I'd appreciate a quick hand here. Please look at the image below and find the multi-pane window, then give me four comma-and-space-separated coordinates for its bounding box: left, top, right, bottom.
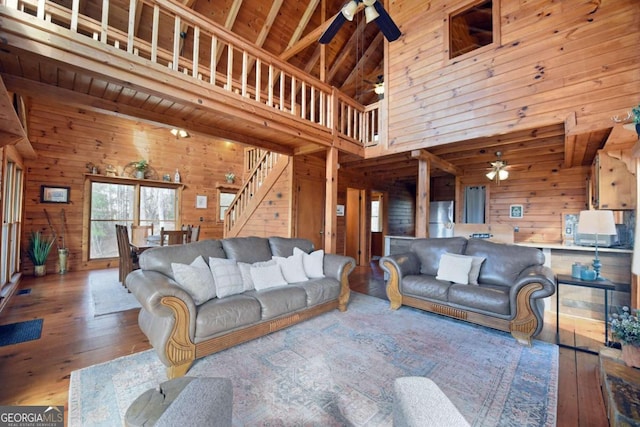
219, 191, 236, 221
449, 0, 494, 59
89, 181, 178, 259
371, 200, 382, 233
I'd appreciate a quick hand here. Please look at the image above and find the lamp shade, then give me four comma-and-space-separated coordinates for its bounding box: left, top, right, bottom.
577, 210, 617, 235
341, 0, 358, 21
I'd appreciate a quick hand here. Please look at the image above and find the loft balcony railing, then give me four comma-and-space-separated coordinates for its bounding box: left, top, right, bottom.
1, 0, 381, 148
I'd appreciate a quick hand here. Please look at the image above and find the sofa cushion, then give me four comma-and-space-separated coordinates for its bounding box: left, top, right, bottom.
273, 253, 308, 283
291, 278, 341, 306
251, 262, 287, 290
294, 247, 325, 279
464, 239, 544, 287
171, 256, 216, 305
194, 295, 262, 340
221, 237, 272, 263
435, 253, 473, 284
411, 237, 468, 276
208, 258, 244, 298
268, 237, 314, 257
447, 283, 510, 316
436, 253, 485, 285
248, 286, 308, 320
401, 275, 451, 302
140, 240, 226, 279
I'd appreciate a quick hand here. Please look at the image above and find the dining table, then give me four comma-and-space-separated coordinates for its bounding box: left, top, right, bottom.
130, 234, 163, 253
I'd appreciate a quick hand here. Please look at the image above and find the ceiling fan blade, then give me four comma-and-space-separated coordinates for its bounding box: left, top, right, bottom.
319, 13, 347, 44
372, 1, 401, 42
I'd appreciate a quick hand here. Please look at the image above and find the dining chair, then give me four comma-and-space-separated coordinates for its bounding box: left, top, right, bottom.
182, 224, 200, 243
130, 224, 154, 247
160, 227, 189, 246
115, 224, 139, 284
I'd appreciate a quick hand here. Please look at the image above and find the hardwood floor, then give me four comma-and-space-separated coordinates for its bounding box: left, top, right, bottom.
0, 266, 608, 426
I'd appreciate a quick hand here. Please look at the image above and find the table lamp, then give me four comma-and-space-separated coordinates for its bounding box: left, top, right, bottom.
577, 210, 617, 280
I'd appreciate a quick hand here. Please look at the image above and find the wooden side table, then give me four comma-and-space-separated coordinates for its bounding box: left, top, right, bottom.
599, 347, 640, 426
556, 274, 616, 354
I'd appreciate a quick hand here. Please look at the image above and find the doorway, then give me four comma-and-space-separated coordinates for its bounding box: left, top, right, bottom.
346, 188, 367, 266
296, 177, 325, 250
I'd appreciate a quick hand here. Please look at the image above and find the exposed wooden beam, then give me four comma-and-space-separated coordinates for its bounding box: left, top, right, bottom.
339, 33, 383, 95
0, 75, 28, 149
411, 149, 461, 176
324, 147, 339, 252
285, 0, 320, 51
280, 9, 349, 61
327, 17, 369, 83
564, 112, 577, 168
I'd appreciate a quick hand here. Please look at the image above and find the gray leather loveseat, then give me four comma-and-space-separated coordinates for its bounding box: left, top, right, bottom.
127, 236, 355, 378
379, 237, 556, 345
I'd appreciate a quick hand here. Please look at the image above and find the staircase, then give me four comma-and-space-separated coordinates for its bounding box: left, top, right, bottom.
224, 149, 289, 237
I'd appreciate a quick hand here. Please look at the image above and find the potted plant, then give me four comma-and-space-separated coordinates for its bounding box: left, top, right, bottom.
225, 171, 235, 184
610, 306, 640, 368
633, 104, 640, 138
134, 159, 148, 179
27, 231, 55, 277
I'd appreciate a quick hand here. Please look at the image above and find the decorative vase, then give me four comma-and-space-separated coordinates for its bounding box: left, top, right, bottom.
621, 344, 640, 368
58, 248, 68, 274
34, 265, 46, 277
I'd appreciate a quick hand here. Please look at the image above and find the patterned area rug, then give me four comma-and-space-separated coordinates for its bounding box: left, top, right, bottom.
89, 270, 141, 316
69, 293, 558, 426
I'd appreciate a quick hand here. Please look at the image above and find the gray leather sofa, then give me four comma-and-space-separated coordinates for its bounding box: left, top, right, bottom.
379, 237, 556, 345
127, 236, 355, 378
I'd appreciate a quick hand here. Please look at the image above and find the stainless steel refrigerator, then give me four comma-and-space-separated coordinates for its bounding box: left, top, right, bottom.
429, 201, 454, 238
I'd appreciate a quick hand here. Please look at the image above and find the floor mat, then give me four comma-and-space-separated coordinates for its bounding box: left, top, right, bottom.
0, 318, 43, 346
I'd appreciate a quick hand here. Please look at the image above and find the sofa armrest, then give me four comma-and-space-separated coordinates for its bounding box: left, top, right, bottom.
509, 265, 557, 338
324, 254, 356, 311
512, 265, 557, 300
323, 253, 356, 281
126, 270, 198, 341
379, 253, 421, 310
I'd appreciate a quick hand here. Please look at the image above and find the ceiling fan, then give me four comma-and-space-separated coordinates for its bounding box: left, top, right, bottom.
486, 151, 509, 183
356, 74, 385, 99
319, 0, 402, 44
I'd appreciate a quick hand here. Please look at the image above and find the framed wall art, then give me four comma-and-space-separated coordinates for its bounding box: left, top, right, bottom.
509, 204, 523, 219
40, 185, 70, 203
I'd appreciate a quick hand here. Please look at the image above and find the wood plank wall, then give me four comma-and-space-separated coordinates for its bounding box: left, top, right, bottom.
459, 165, 590, 243
233, 163, 293, 238
387, 0, 640, 150
22, 101, 245, 273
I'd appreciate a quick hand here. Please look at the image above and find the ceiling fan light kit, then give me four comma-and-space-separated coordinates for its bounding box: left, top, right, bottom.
486, 151, 509, 183
319, 0, 401, 44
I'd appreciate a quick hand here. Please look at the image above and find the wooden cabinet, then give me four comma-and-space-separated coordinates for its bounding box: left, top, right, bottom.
591, 150, 637, 210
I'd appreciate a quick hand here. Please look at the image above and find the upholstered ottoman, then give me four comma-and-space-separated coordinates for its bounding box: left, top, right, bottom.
393, 377, 469, 427
125, 377, 233, 427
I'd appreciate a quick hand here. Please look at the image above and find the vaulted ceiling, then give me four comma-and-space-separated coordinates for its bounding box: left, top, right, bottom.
178, 0, 386, 105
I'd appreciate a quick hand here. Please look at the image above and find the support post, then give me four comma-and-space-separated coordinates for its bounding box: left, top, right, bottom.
324, 147, 338, 252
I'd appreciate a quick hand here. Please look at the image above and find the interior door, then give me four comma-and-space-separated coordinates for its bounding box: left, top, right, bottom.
296, 177, 324, 250
346, 188, 366, 265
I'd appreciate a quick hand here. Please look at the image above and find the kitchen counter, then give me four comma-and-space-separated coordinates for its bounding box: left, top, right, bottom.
518, 242, 633, 254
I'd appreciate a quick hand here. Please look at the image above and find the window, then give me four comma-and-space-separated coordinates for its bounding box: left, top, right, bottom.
218, 190, 236, 221
1, 159, 23, 288
371, 200, 381, 232
449, 0, 494, 59
88, 179, 180, 259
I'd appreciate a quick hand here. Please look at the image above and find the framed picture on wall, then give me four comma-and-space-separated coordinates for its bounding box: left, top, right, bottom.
40, 185, 70, 203
509, 204, 523, 219
562, 211, 579, 244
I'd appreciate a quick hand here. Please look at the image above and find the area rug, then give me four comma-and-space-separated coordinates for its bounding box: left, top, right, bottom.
89, 271, 141, 316
69, 293, 558, 426
0, 318, 43, 346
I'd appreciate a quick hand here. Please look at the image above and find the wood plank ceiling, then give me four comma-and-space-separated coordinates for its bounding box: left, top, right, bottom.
0, 0, 616, 179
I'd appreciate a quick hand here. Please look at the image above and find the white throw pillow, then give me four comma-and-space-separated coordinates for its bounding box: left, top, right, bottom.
293, 247, 325, 279
209, 257, 244, 298
171, 256, 216, 305
435, 252, 473, 285
251, 263, 288, 291
440, 253, 486, 285
272, 253, 308, 283
238, 260, 276, 291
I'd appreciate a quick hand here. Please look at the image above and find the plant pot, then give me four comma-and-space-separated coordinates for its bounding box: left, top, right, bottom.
58, 248, 68, 274
135, 170, 145, 179
621, 344, 640, 369
34, 265, 46, 277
